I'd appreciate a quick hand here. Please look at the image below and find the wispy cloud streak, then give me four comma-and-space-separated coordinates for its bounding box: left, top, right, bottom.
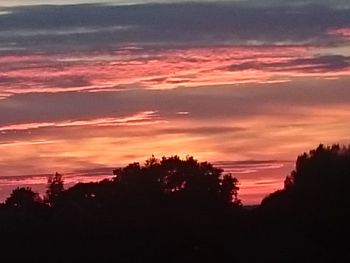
3, 46, 350, 99
0, 111, 162, 132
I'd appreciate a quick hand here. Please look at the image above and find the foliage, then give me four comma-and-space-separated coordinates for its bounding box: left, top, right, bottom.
262, 144, 350, 208
5, 187, 40, 209
0, 150, 349, 261
45, 172, 64, 206
260, 144, 350, 260
113, 155, 241, 206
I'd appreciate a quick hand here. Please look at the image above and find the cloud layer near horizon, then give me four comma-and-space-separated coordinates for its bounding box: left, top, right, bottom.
1, 0, 350, 204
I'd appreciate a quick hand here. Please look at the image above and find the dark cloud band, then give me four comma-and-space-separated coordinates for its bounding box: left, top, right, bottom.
1, 2, 350, 52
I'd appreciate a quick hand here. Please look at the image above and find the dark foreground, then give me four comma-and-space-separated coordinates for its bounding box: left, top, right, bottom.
0, 145, 349, 262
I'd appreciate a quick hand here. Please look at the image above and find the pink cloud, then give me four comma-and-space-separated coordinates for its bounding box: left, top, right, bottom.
4, 45, 342, 98
328, 27, 350, 39
0, 111, 164, 132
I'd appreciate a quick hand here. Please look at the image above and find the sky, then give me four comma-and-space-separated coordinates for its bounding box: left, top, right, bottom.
1, 0, 350, 204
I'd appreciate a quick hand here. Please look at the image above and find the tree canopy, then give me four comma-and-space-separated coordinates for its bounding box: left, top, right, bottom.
262, 144, 350, 209
5, 187, 40, 209
113, 155, 241, 206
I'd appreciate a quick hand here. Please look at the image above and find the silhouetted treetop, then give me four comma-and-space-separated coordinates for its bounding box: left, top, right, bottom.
45, 172, 64, 207
284, 144, 350, 190
262, 144, 350, 209
113, 155, 241, 205
259, 144, 350, 261
5, 187, 40, 209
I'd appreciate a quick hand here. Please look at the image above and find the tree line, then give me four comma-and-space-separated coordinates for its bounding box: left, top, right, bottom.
0, 145, 349, 262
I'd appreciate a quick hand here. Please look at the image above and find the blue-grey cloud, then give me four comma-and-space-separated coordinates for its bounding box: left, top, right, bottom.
1, 2, 350, 52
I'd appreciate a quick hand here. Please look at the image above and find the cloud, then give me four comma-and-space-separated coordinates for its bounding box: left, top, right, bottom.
159, 126, 245, 136
328, 27, 350, 40
2, 78, 350, 126
0, 0, 221, 8
214, 160, 292, 174
0, 111, 162, 132
1, 80, 350, 176
2, 46, 350, 100
229, 55, 350, 73
1, 2, 350, 52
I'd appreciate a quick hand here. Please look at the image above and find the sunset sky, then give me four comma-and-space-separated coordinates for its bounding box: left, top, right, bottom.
1, 0, 350, 204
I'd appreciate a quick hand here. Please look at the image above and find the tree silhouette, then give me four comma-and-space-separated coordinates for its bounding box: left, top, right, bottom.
0, 150, 348, 262
260, 144, 350, 260
5, 187, 40, 209
262, 144, 350, 209
113, 155, 241, 206
45, 172, 64, 207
